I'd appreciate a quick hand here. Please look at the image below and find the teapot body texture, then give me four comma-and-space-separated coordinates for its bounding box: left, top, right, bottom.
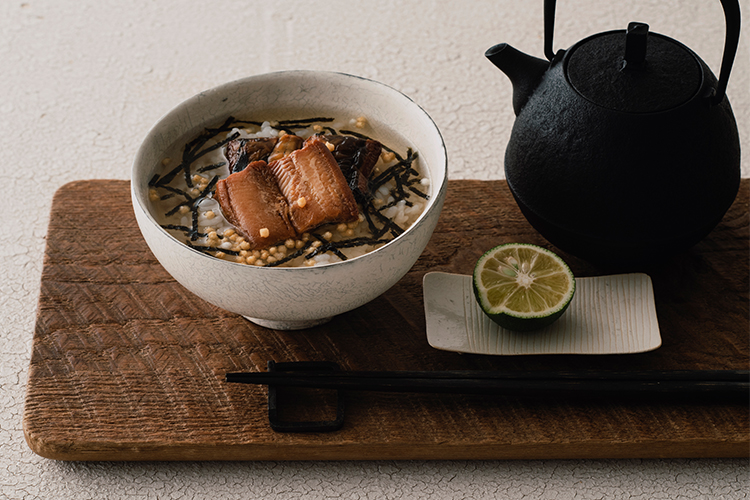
504, 45, 740, 265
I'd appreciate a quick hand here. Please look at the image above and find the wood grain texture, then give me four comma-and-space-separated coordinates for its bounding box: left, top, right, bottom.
23, 179, 749, 461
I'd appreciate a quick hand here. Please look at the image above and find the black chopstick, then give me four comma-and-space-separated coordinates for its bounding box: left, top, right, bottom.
225, 369, 749, 397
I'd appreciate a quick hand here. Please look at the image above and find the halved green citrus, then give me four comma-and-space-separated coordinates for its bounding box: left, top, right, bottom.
472, 243, 575, 332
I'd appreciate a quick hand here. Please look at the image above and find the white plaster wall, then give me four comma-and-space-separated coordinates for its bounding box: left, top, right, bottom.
1, 1, 748, 498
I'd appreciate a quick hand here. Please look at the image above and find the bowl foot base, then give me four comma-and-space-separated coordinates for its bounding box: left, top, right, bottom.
242, 315, 333, 330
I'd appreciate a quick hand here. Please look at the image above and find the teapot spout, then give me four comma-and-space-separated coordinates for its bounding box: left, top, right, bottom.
486, 43, 549, 116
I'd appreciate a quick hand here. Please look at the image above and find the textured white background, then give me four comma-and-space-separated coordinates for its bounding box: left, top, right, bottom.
1, 1, 748, 498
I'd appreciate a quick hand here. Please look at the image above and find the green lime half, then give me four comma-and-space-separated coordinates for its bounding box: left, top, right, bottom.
472, 243, 576, 332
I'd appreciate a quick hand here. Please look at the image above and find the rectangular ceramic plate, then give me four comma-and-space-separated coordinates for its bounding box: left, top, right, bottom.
423, 272, 661, 355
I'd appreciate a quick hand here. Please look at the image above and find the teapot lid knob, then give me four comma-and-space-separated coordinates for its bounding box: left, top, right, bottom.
623, 22, 649, 69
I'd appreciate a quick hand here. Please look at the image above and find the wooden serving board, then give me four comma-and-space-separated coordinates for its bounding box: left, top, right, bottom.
23, 179, 749, 461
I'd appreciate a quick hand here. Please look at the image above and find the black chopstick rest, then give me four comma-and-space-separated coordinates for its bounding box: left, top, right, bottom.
264, 360, 345, 433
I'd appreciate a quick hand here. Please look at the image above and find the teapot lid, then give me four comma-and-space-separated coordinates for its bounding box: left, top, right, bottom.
565, 23, 703, 113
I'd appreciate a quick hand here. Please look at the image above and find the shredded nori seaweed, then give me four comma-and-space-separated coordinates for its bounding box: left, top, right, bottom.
198, 162, 226, 173
152, 116, 428, 267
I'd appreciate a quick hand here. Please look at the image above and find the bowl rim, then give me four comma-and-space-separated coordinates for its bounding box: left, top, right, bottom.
131, 70, 448, 272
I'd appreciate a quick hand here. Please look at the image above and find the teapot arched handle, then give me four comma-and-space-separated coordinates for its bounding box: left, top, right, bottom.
543, 0, 740, 105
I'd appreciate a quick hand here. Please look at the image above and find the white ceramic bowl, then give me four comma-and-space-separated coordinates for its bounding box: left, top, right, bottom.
131, 71, 448, 330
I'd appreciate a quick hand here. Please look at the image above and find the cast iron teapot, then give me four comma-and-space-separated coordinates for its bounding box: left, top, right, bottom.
486, 0, 741, 267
